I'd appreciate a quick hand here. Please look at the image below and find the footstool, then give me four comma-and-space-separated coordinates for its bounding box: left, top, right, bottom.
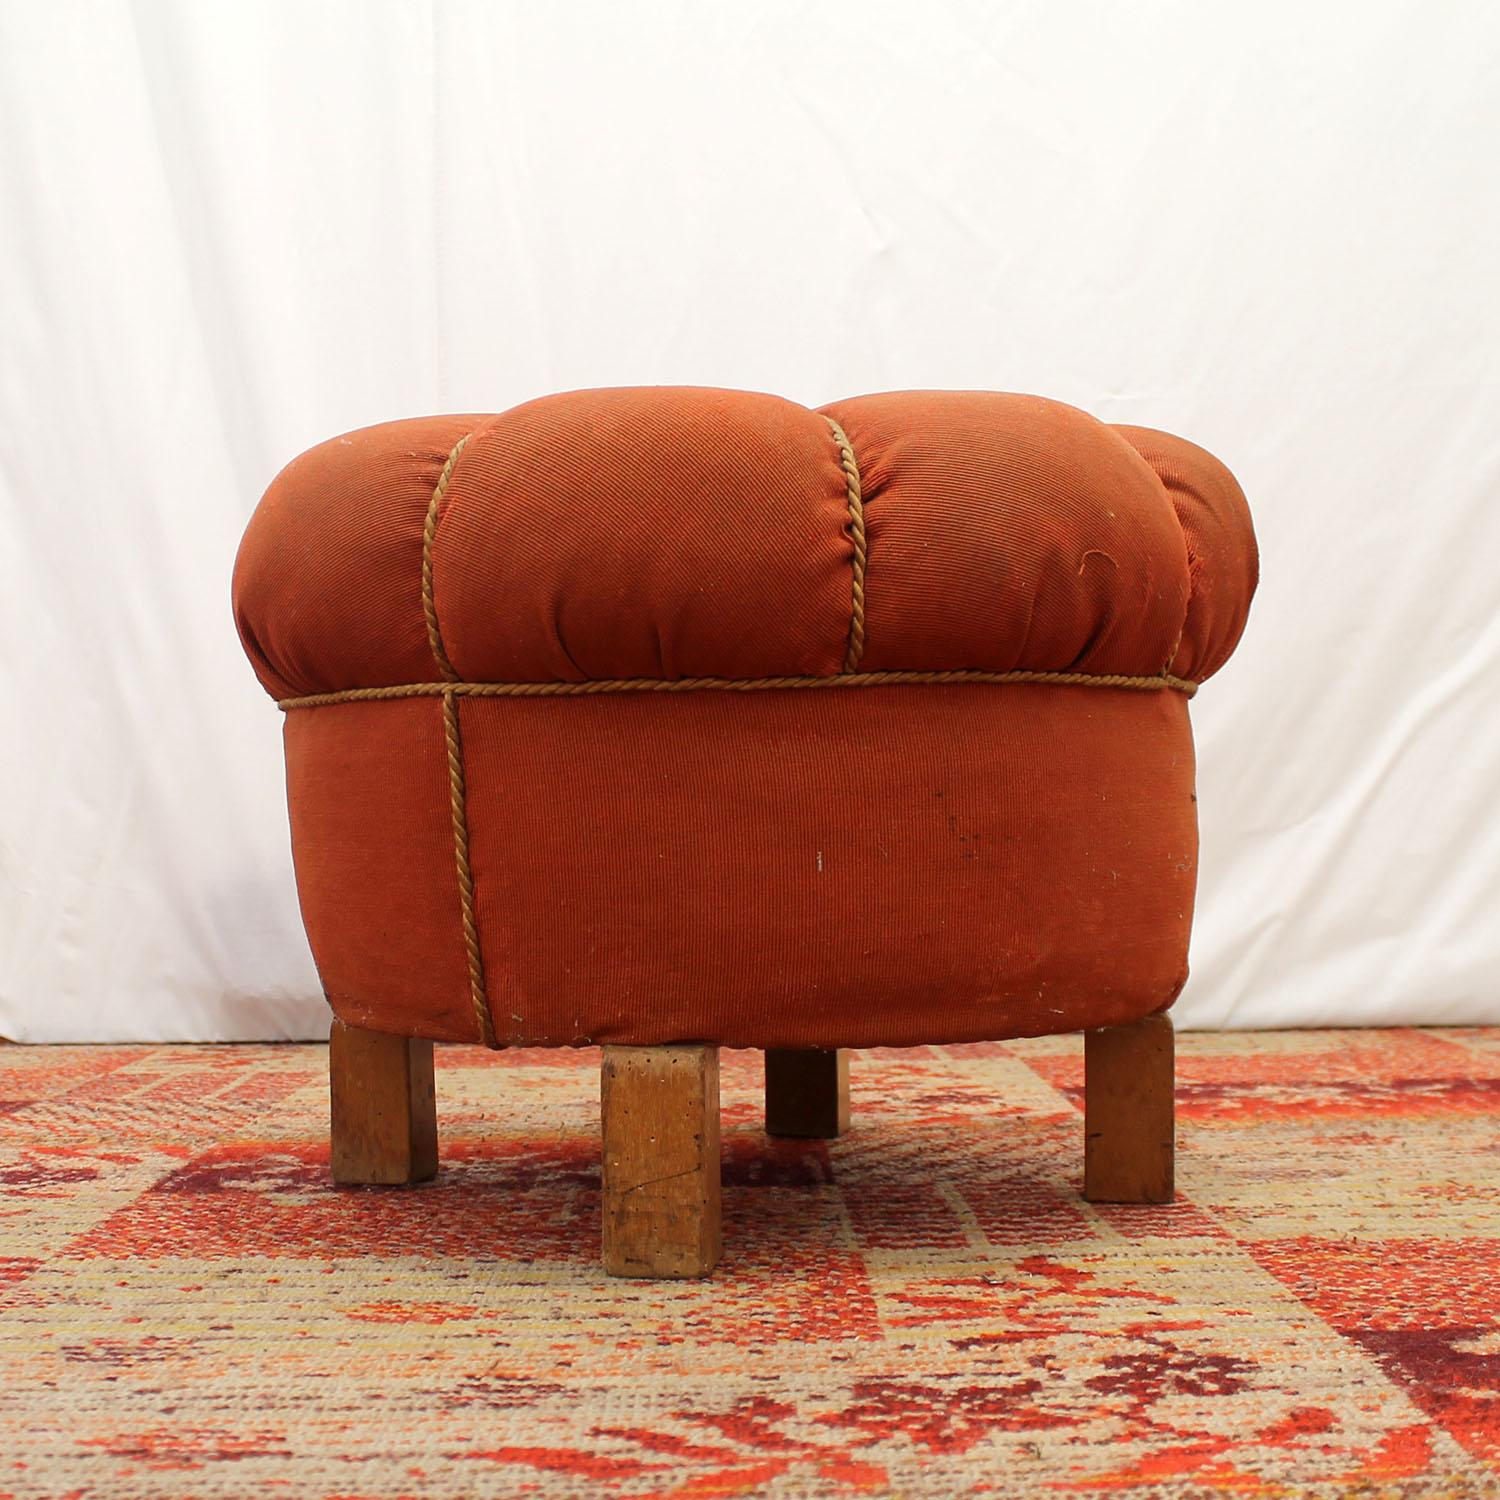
233, 387, 1256, 1277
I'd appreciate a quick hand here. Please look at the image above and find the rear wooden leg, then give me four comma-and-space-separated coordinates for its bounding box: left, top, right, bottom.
765, 1048, 850, 1138
1083, 1012, 1174, 1204
329, 1019, 438, 1186
601, 1045, 721, 1278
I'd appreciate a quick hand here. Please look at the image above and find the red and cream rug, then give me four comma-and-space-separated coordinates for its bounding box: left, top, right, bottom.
2, 1028, 1497, 1497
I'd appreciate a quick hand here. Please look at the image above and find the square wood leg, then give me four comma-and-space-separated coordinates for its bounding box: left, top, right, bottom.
329, 1019, 438, 1186
601, 1044, 721, 1278
1083, 1012, 1174, 1204
765, 1048, 850, 1138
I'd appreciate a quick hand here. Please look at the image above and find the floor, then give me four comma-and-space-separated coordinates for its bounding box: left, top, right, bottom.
2, 1028, 1498, 1498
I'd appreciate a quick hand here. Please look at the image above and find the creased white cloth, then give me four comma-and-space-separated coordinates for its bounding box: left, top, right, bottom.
2, 0, 1497, 1039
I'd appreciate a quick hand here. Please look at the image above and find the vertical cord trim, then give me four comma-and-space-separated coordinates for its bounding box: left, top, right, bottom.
422, 433, 469, 683
825, 417, 866, 672
441, 689, 495, 1048
423, 432, 496, 1047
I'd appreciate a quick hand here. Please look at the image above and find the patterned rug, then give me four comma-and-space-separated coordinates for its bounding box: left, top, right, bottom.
2, 1028, 1498, 1498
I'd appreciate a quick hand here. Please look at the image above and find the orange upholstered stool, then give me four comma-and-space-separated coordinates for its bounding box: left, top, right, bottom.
233, 387, 1256, 1278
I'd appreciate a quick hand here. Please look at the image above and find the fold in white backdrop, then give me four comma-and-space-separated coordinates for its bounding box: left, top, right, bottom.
2, 2, 1497, 1040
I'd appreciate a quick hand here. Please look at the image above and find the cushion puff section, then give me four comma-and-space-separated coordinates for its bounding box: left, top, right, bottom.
1112, 425, 1259, 682
433, 388, 854, 682
819, 392, 1194, 677
234, 414, 483, 701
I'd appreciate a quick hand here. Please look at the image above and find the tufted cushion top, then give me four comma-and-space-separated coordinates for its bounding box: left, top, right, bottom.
233, 388, 1256, 702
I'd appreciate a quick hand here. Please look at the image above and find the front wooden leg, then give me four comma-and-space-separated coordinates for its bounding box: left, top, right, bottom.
1083, 1012, 1174, 1203
329, 1019, 438, 1185
601, 1045, 721, 1278
765, 1048, 850, 1138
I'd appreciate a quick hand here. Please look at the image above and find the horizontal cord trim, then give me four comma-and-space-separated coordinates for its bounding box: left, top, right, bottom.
278, 668, 1197, 711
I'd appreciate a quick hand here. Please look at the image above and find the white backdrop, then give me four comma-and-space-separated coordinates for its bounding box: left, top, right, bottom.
2, 1, 1497, 1041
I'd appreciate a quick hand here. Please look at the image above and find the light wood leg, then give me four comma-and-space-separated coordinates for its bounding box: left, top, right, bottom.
1083, 1012, 1174, 1204
765, 1048, 850, 1138
601, 1044, 721, 1278
329, 1019, 438, 1185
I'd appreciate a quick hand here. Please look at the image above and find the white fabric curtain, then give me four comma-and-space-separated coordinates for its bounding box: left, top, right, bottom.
2, 0, 1497, 1040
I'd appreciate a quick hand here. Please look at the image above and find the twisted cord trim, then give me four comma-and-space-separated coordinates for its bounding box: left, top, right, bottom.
824, 417, 866, 672
422, 433, 496, 1048
279, 667, 1197, 711
421, 433, 470, 683
440, 692, 495, 1048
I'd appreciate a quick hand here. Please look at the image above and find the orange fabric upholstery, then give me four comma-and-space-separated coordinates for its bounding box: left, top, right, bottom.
818, 392, 1190, 676
1111, 424, 1259, 682
282, 697, 479, 1041
233, 387, 1256, 1048
434, 390, 853, 683
235, 414, 483, 702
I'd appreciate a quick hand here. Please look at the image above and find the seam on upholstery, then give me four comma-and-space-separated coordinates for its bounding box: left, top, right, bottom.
422, 433, 471, 684
824, 417, 866, 672
1162, 537, 1200, 677
279, 668, 1197, 711
1143, 458, 1194, 679
442, 690, 496, 1048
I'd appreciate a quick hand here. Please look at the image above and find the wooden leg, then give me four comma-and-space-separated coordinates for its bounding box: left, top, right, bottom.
601, 1045, 721, 1278
1083, 1012, 1174, 1204
329, 1019, 438, 1186
765, 1048, 850, 1138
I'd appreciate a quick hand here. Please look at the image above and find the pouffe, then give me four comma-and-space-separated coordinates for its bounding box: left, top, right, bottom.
232, 387, 1257, 1278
